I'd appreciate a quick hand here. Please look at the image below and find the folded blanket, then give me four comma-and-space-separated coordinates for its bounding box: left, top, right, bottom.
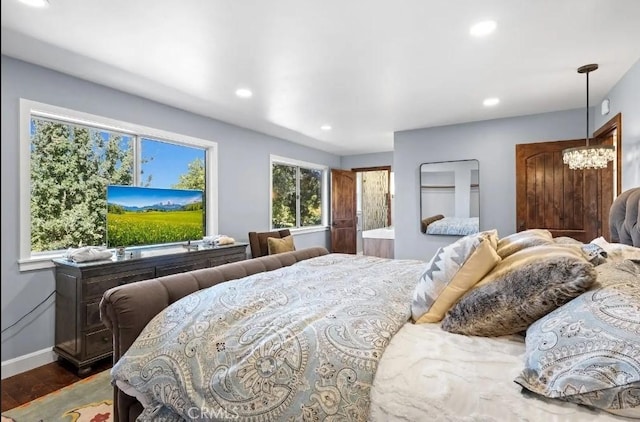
65, 246, 113, 263
203, 235, 235, 246
421, 214, 445, 233
217, 235, 235, 245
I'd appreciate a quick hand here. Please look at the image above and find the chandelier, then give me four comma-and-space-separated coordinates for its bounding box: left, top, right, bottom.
562, 64, 615, 170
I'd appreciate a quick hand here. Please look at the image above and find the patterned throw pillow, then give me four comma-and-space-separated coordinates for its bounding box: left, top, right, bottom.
411, 230, 500, 323
441, 244, 596, 336
515, 259, 640, 418
580, 243, 608, 265
267, 235, 296, 255
496, 228, 554, 259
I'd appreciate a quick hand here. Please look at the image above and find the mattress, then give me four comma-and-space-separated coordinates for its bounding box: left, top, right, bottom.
370, 323, 625, 421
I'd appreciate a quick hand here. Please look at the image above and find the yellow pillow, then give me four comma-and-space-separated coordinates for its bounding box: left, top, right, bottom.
267, 235, 296, 255
496, 229, 553, 259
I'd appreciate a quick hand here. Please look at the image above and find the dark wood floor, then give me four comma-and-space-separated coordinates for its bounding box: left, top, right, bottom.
1, 358, 112, 413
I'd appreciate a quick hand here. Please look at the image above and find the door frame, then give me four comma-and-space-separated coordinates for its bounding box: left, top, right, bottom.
594, 112, 622, 196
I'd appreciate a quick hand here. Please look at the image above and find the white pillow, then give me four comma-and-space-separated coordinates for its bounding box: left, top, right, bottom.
591, 236, 640, 261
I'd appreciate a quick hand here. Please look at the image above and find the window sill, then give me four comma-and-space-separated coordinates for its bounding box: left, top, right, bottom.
289, 226, 329, 235
18, 253, 63, 272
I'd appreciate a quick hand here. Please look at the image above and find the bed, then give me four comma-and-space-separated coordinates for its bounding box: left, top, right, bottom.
100, 190, 640, 421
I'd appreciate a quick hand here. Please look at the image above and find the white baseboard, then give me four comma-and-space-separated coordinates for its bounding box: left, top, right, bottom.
1, 347, 57, 379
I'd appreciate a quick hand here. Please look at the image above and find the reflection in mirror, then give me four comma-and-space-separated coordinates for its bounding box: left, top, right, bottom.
420, 159, 479, 236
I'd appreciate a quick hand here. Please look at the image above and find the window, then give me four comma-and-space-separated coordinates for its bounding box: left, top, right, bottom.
19, 100, 218, 270
270, 155, 328, 230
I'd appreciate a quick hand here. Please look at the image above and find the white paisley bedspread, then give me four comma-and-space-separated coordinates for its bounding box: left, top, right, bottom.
111, 254, 425, 421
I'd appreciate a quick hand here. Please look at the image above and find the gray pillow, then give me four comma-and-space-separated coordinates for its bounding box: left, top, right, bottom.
441, 245, 596, 337
515, 259, 640, 418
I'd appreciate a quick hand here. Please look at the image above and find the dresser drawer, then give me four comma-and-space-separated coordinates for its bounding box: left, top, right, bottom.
83, 267, 156, 299
83, 300, 103, 329
84, 328, 112, 358
209, 252, 245, 267
156, 259, 208, 277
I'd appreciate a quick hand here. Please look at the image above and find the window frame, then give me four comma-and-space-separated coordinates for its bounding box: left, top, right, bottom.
19, 99, 218, 271
269, 154, 329, 232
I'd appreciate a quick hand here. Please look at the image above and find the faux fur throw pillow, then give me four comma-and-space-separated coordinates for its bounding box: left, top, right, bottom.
441, 245, 596, 337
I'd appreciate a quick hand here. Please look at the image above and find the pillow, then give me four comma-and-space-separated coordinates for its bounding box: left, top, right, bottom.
553, 236, 583, 246
591, 236, 640, 262
515, 259, 640, 418
411, 230, 500, 323
579, 243, 608, 266
554, 237, 608, 265
267, 235, 296, 255
594, 257, 640, 289
441, 244, 596, 337
496, 228, 554, 259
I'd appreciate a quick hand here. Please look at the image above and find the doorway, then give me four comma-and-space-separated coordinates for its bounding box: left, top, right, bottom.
353, 166, 392, 254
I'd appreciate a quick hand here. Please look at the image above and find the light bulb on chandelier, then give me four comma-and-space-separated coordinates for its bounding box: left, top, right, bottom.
562, 64, 615, 170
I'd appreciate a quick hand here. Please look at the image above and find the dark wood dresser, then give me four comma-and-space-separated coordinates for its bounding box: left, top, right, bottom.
52, 242, 248, 374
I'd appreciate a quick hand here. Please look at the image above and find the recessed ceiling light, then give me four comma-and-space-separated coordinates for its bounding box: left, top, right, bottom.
235, 88, 253, 98
320, 125, 332, 131
470, 20, 497, 37
18, 0, 49, 7
483, 97, 500, 107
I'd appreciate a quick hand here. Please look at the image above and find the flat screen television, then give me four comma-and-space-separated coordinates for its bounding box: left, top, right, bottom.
106, 185, 204, 248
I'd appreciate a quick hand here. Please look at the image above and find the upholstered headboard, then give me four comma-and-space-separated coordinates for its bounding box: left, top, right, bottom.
609, 187, 640, 247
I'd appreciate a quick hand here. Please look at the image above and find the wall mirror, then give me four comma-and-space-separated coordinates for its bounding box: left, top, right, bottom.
419, 159, 480, 236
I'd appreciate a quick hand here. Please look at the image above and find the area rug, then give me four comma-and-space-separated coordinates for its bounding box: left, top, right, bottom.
1, 370, 112, 422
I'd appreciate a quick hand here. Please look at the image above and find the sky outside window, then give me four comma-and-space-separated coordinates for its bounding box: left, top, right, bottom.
141, 138, 205, 188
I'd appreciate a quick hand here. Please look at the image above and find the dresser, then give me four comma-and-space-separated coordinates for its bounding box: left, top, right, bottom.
52, 242, 248, 374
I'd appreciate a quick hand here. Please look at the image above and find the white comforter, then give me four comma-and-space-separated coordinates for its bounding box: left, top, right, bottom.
370, 323, 627, 421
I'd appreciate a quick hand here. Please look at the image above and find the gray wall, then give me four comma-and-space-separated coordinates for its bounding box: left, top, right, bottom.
0, 56, 339, 362
341, 152, 393, 169
594, 58, 640, 190
394, 109, 592, 261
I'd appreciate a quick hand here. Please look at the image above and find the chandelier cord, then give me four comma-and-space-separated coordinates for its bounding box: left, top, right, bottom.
585, 69, 590, 147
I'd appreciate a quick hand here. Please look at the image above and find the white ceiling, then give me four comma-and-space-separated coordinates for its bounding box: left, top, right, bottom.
2, 0, 640, 155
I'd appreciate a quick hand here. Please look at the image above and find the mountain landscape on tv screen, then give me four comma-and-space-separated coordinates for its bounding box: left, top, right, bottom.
117, 201, 197, 212
106, 185, 204, 248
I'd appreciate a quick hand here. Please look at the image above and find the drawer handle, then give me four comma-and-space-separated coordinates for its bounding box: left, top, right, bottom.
102, 336, 110, 343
